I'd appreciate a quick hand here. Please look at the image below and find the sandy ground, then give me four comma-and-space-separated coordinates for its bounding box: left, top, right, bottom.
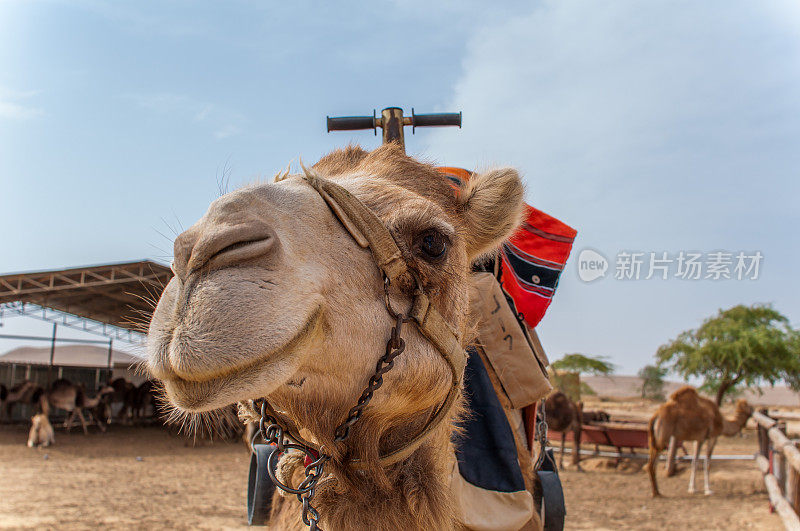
0, 425, 249, 530
558, 432, 779, 530
0, 400, 788, 530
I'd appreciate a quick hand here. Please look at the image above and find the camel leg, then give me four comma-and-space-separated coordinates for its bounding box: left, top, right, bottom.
665, 436, 678, 476
76, 409, 88, 435
96, 412, 107, 433
688, 440, 702, 494
572, 424, 582, 470
559, 432, 566, 469
64, 410, 75, 432
647, 443, 661, 497
704, 437, 717, 495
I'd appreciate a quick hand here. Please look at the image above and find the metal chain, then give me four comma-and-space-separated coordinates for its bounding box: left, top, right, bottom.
533, 397, 550, 471
257, 400, 329, 530
253, 276, 410, 530
334, 313, 406, 442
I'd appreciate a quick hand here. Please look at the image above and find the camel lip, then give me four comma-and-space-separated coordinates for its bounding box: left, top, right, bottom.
161, 304, 324, 386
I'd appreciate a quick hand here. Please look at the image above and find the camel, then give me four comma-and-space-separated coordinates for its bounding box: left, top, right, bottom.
646, 385, 753, 497
146, 144, 533, 530
27, 398, 55, 447
103, 377, 138, 423
3, 380, 41, 420
37, 379, 114, 434
544, 391, 583, 468
130, 380, 160, 422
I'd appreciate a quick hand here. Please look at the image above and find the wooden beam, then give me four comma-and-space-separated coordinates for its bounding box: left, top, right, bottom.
756, 455, 800, 530
754, 411, 780, 430
767, 425, 800, 476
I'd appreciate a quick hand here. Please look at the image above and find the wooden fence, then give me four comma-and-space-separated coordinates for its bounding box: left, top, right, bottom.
753, 410, 800, 530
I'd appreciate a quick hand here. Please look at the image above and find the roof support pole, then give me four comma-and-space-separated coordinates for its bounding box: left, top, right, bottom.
47, 322, 57, 386
107, 338, 113, 371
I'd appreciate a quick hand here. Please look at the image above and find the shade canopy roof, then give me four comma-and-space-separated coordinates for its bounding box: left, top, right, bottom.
0, 344, 141, 368
0, 260, 172, 334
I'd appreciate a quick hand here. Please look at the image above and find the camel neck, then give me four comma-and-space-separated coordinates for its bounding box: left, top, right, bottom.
311, 432, 457, 530
721, 408, 748, 436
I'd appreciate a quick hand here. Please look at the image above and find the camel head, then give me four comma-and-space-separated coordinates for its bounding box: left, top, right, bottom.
147, 144, 524, 453
734, 398, 754, 421
27, 413, 54, 448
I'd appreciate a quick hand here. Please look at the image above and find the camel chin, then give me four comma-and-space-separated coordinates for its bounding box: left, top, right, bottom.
147, 269, 325, 413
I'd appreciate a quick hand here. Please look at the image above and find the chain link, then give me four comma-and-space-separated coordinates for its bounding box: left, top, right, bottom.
253, 277, 411, 530
334, 313, 406, 442
533, 397, 552, 471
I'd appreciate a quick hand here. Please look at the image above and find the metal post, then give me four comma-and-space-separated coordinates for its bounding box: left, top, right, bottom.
381, 107, 405, 151
47, 322, 57, 386
107, 338, 113, 371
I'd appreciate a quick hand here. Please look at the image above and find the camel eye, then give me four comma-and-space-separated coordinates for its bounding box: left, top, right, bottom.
416, 229, 448, 261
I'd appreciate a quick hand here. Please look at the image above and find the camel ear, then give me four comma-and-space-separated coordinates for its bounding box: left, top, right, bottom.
459, 168, 525, 259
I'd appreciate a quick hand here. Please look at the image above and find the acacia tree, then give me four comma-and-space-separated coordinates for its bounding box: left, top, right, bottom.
551, 353, 614, 401
552, 353, 615, 375
656, 304, 800, 405
638, 364, 666, 400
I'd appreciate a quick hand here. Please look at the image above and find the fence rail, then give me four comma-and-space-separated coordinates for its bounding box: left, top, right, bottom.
753, 410, 800, 531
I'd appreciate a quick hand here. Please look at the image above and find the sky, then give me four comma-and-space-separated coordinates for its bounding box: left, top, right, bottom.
1, 0, 799, 374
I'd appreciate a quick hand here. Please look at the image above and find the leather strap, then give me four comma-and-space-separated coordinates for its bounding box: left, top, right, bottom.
409, 293, 466, 383
302, 168, 410, 285
293, 166, 467, 467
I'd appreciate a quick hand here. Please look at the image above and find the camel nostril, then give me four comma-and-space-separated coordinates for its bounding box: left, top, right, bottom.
186, 222, 277, 275
172, 227, 200, 281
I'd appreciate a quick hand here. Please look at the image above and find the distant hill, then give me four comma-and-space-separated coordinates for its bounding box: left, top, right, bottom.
583, 374, 800, 407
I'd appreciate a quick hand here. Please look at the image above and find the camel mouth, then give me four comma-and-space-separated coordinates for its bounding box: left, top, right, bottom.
155, 305, 324, 412
169, 304, 324, 384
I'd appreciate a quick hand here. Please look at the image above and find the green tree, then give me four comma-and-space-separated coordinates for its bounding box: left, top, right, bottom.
550, 354, 614, 402
551, 353, 615, 375
656, 304, 800, 405
638, 364, 666, 400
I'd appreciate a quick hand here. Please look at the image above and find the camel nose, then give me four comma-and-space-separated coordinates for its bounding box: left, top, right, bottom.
172, 193, 278, 281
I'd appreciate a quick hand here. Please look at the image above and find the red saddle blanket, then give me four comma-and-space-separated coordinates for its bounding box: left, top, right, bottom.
438, 167, 577, 328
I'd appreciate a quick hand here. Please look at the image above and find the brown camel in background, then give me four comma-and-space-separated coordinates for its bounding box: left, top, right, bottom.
545, 390, 583, 468
130, 380, 158, 421
3, 380, 40, 420
647, 386, 753, 497
36, 379, 114, 434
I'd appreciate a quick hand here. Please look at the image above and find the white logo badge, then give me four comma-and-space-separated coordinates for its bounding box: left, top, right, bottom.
577, 249, 608, 282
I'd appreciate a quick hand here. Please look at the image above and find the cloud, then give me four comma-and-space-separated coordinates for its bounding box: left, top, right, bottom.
69, 0, 211, 38
214, 124, 240, 139
123, 92, 244, 140
0, 101, 45, 120
0, 87, 44, 120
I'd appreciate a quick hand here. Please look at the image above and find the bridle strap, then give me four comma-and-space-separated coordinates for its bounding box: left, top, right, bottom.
300, 166, 467, 382
301, 168, 410, 285
293, 166, 467, 467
